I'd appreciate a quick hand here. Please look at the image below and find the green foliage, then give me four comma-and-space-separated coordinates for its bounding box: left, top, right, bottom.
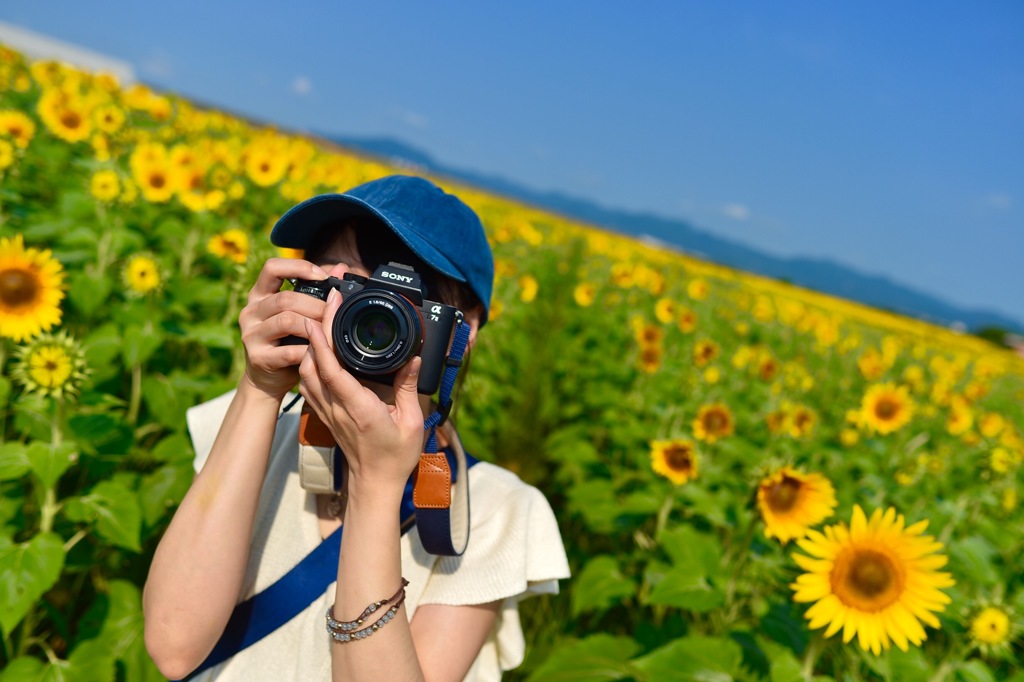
2, 43, 1024, 682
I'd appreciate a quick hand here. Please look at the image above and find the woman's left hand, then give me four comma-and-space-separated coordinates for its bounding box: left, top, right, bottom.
297, 289, 425, 490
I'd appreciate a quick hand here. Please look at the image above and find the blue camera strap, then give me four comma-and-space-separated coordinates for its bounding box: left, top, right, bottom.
181, 319, 475, 680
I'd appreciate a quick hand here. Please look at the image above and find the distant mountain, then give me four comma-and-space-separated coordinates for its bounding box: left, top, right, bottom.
322, 133, 1024, 335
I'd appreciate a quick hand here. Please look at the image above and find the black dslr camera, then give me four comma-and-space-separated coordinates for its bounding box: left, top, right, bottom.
285, 262, 463, 395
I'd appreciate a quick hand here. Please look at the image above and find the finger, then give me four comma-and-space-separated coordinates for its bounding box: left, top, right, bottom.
248, 258, 329, 304
320, 288, 343, 348
304, 317, 364, 400
392, 356, 423, 424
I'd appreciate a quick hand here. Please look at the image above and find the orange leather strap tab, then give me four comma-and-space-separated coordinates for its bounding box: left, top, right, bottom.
298, 403, 336, 447
413, 453, 451, 509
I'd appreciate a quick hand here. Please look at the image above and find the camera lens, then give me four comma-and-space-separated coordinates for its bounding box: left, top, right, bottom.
353, 309, 398, 351
333, 290, 423, 376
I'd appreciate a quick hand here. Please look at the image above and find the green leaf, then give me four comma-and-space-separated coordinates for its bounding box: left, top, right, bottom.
956, 660, 997, 682
659, 524, 723, 577
0, 656, 44, 681
0, 442, 30, 481
645, 564, 725, 612
67, 414, 133, 456
0, 532, 65, 636
526, 634, 639, 682
150, 432, 194, 463
571, 555, 636, 616
68, 270, 113, 317
67, 638, 115, 682
630, 635, 743, 682
185, 322, 238, 350
949, 536, 998, 586
82, 323, 123, 372
0, 375, 11, 407
139, 462, 193, 526
141, 374, 185, 429
72, 480, 142, 552
122, 324, 165, 366
566, 480, 621, 533
27, 441, 78, 489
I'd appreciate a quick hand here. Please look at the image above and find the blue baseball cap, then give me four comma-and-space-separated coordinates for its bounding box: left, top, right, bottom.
271, 175, 495, 325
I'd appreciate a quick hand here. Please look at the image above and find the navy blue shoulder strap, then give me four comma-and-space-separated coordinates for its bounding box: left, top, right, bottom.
181, 448, 479, 680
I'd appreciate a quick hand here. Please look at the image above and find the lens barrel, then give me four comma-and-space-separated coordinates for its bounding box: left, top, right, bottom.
332, 290, 422, 375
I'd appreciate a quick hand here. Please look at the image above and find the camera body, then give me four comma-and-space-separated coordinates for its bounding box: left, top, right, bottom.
287, 262, 462, 395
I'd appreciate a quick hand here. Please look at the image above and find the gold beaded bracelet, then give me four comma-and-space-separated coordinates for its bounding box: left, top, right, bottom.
326, 578, 409, 643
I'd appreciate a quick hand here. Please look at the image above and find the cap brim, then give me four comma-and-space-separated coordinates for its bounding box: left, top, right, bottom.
271, 194, 467, 284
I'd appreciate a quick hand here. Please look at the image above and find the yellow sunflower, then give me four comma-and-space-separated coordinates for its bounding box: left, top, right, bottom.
518, 274, 538, 303
788, 405, 817, 439
860, 383, 914, 435
634, 323, 663, 348
693, 339, 719, 367
133, 161, 175, 203
123, 254, 162, 295
93, 104, 125, 134
573, 282, 597, 307
0, 110, 36, 148
693, 402, 734, 443
37, 89, 92, 143
677, 306, 697, 333
89, 169, 120, 202
968, 606, 1014, 652
654, 297, 677, 324
687, 278, 708, 301
0, 235, 65, 341
0, 139, 14, 171
12, 330, 89, 400
650, 439, 699, 485
244, 146, 288, 187
757, 467, 837, 543
638, 343, 663, 374
790, 506, 955, 654
208, 228, 250, 264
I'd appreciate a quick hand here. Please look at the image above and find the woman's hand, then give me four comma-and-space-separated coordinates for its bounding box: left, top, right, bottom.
238, 258, 330, 400
298, 289, 425, 490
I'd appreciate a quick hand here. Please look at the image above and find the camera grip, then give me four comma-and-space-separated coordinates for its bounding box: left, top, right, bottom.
298, 402, 336, 447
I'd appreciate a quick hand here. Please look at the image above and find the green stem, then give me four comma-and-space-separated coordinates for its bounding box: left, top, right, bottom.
181, 226, 201, 280
654, 493, 674, 538
127, 362, 142, 425
800, 634, 824, 680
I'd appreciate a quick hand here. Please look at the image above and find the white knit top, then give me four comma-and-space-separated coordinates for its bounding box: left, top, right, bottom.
183, 391, 570, 681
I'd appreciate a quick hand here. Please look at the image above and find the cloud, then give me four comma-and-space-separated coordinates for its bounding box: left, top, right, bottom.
389, 107, 429, 129
292, 76, 312, 96
721, 203, 751, 221
140, 49, 173, 79
982, 192, 1013, 211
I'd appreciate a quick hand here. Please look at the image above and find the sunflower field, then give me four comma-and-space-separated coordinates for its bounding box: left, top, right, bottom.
0, 43, 1022, 682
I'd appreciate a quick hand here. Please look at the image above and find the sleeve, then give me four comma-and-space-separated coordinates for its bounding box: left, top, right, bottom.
417, 464, 570, 675
185, 389, 237, 473
418, 466, 570, 607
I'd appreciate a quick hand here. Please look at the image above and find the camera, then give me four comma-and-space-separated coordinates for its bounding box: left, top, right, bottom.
284, 262, 463, 395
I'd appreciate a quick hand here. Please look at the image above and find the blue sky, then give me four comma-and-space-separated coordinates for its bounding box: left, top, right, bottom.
2, 2, 1022, 323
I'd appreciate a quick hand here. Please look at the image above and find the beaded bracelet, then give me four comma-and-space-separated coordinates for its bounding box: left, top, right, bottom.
326, 578, 409, 643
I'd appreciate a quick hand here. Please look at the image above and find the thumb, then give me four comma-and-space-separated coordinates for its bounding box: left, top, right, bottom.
393, 356, 422, 414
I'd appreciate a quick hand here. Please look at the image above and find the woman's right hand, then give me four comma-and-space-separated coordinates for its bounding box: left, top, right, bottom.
238, 257, 330, 400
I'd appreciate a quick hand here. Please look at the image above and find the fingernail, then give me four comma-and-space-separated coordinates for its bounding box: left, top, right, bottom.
304, 319, 314, 336
327, 288, 339, 304
312, 265, 329, 279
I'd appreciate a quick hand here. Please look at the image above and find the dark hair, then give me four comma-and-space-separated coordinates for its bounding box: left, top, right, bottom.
304, 218, 480, 314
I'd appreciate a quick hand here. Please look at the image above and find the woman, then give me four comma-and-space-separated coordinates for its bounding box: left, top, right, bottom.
143, 175, 570, 681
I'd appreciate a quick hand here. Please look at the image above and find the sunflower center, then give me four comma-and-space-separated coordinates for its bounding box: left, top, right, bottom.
0, 268, 40, 308
766, 476, 802, 512
149, 172, 166, 189
875, 398, 898, 420
832, 547, 904, 612
705, 410, 727, 431
61, 110, 82, 129
664, 444, 694, 473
